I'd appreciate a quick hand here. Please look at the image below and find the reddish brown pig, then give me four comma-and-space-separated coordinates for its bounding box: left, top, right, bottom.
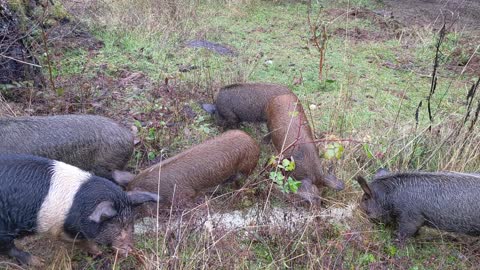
266, 94, 344, 202
128, 130, 260, 214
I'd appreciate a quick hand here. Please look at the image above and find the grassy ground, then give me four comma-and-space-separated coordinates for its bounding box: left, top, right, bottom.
1, 0, 480, 269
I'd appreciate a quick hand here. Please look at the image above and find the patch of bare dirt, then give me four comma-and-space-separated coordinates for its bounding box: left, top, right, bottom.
332, 27, 392, 42
48, 21, 104, 51
348, 8, 404, 32
326, 8, 404, 42
448, 43, 480, 76
384, 0, 480, 32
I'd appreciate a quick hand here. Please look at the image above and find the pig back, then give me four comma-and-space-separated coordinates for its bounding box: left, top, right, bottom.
216, 83, 292, 122
266, 94, 322, 181
266, 94, 316, 155
128, 130, 260, 204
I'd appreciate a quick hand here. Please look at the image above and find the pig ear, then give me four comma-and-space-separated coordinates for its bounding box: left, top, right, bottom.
127, 191, 161, 206
356, 176, 373, 198
112, 170, 135, 186
374, 168, 390, 178
89, 201, 117, 223
201, 103, 216, 114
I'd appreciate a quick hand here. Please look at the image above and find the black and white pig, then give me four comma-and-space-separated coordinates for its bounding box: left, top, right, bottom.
0, 154, 159, 266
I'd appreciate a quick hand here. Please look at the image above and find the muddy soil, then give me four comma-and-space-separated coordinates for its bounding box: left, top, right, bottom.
384, 0, 480, 31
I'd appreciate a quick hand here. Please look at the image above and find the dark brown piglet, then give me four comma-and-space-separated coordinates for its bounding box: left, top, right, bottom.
203, 83, 293, 128
266, 94, 344, 202
128, 130, 260, 214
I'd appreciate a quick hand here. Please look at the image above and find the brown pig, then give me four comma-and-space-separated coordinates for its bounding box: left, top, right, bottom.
127, 130, 260, 214
202, 83, 293, 128
266, 94, 344, 202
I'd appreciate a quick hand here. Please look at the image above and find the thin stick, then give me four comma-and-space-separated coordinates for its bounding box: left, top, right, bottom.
460, 44, 480, 75
0, 53, 42, 67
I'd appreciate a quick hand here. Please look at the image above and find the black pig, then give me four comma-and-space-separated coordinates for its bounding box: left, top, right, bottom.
356, 170, 480, 244
0, 115, 135, 184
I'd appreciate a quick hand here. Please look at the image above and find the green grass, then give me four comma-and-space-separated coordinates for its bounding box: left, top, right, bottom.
24, 0, 480, 269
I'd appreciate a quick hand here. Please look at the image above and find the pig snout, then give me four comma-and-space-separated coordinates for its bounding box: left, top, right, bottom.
112, 229, 134, 257
297, 179, 322, 204
324, 174, 345, 191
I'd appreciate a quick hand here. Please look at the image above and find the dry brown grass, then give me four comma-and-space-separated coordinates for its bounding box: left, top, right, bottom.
62, 0, 199, 40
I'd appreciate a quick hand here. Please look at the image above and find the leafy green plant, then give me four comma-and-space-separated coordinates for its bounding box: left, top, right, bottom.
132, 120, 164, 163
363, 143, 374, 159
324, 142, 344, 160
385, 244, 397, 257
195, 115, 213, 135
268, 156, 301, 193
359, 252, 376, 265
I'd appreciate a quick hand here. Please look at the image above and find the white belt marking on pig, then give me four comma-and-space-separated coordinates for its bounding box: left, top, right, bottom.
37, 161, 91, 236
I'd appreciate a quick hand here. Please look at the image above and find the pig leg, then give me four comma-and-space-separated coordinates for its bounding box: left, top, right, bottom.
0, 238, 43, 267
77, 240, 103, 258
224, 173, 245, 184
394, 212, 424, 246
172, 187, 197, 208
215, 110, 240, 129
223, 172, 247, 190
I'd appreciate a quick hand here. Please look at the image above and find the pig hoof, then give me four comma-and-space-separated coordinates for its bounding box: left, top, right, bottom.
89, 248, 103, 259
27, 255, 45, 267
393, 238, 406, 248
113, 246, 133, 258
80, 241, 103, 258
9, 247, 43, 267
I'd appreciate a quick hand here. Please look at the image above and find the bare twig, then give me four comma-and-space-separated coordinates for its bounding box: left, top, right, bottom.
460, 45, 480, 75
427, 22, 446, 130
464, 77, 480, 126
0, 53, 42, 67
307, 0, 328, 81
39, 1, 56, 93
